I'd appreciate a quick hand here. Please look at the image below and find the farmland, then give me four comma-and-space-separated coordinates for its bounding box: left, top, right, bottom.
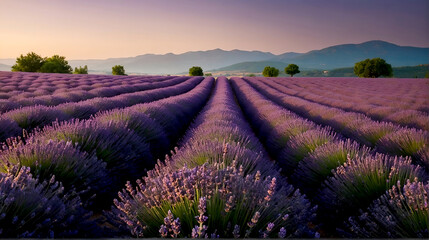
0, 71, 428, 238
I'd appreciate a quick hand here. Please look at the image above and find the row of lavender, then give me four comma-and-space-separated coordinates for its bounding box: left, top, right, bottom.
0, 76, 200, 142
278, 77, 428, 111
269, 77, 429, 130
112, 77, 317, 238
0, 73, 427, 237
0, 73, 183, 113
245, 77, 429, 169
0, 72, 165, 95
0, 76, 214, 237
230, 77, 428, 237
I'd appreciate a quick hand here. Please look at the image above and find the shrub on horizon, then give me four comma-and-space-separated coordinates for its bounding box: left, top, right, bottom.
73, 65, 88, 74
354, 58, 393, 78
262, 66, 279, 77
189, 66, 203, 76
112, 65, 126, 75
11, 52, 45, 72
285, 64, 300, 77
39, 55, 72, 74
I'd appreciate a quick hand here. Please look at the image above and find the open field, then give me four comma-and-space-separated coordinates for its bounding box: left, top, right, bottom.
0, 71, 428, 238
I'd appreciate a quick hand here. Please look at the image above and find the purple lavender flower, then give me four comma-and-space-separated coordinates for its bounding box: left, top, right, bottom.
0, 139, 109, 205
278, 227, 287, 238
291, 139, 371, 195
377, 128, 429, 162
232, 225, 240, 238
317, 153, 426, 221
0, 118, 22, 143
348, 179, 429, 238
112, 164, 315, 238
0, 166, 93, 237
279, 128, 338, 175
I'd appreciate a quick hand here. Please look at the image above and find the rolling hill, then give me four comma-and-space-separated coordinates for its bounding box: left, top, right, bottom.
1, 41, 428, 74
212, 41, 429, 73
272, 40, 429, 69
0, 63, 11, 71
68, 49, 275, 75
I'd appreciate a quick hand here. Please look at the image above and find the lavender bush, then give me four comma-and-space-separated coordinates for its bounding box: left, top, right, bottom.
0, 118, 21, 142
279, 128, 338, 174
94, 109, 170, 159
317, 153, 427, 221
0, 166, 93, 237
0, 139, 109, 203
243, 77, 429, 164
291, 139, 371, 195
348, 179, 429, 238
112, 163, 316, 238
2, 105, 69, 130
31, 119, 153, 185
377, 128, 429, 161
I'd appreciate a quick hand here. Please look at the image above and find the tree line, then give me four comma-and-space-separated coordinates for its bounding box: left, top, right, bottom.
10, 52, 393, 78
260, 59, 392, 78
11, 52, 127, 75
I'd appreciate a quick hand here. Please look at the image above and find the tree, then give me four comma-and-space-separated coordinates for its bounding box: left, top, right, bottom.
112, 65, 126, 75
285, 64, 300, 77
189, 66, 203, 76
39, 55, 72, 73
73, 65, 88, 74
354, 58, 393, 78
262, 66, 279, 77
11, 52, 45, 72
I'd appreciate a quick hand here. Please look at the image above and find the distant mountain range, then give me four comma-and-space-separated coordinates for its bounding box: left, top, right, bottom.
0, 40, 428, 74
213, 41, 429, 73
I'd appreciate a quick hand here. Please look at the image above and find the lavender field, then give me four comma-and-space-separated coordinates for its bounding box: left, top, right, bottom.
0, 71, 428, 238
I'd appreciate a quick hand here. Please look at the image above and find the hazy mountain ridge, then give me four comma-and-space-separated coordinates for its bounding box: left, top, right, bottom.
275, 40, 429, 69
0, 63, 11, 71
68, 49, 275, 74
1, 41, 428, 74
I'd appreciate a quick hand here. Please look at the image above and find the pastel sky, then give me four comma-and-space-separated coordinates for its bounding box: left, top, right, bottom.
1, 0, 428, 59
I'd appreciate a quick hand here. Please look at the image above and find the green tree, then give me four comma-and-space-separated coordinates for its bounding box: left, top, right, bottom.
285, 64, 300, 77
39, 55, 72, 73
112, 65, 126, 75
73, 65, 88, 74
354, 58, 393, 78
11, 52, 45, 72
189, 66, 203, 76
262, 66, 279, 77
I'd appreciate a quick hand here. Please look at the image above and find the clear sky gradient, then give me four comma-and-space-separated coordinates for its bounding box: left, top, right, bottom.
1, 0, 428, 59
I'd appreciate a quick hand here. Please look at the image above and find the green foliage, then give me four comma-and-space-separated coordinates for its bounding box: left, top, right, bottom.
189, 66, 203, 76
112, 65, 126, 75
73, 65, 88, 74
204, 73, 212, 76
39, 55, 72, 73
247, 73, 256, 77
12, 52, 73, 74
354, 58, 393, 78
262, 66, 279, 77
285, 64, 300, 77
11, 52, 45, 72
